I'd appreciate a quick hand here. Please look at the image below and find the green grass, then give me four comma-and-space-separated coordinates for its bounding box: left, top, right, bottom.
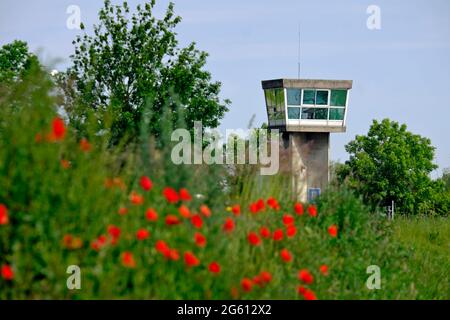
392, 216, 450, 299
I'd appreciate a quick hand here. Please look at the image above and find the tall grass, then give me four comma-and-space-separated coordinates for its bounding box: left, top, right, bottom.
392, 216, 449, 299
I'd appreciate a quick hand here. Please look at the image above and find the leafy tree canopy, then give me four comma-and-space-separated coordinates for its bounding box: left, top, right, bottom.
337, 118, 447, 215
0, 40, 38, 84
64, 0, 230, 144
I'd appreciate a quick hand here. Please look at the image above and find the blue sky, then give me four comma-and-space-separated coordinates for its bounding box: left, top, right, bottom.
1, 0, 449, 176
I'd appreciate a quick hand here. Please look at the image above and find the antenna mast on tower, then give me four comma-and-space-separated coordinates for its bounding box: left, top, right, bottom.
297, 22, 301, 79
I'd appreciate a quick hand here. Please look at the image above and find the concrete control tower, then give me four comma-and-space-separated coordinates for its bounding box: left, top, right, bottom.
261, 78, 353, 202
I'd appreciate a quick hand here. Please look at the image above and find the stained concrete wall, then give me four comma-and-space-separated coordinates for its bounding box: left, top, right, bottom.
279, 132, 330, 202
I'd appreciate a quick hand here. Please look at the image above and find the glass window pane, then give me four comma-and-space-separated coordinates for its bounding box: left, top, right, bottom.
301, 108, 328, 120
316, 90, 329, 105
287, 107, 300, 119
329, 108, 345, 120
287, 88, 301, 105
302, 89, 315, 105
330, 90, 347, 106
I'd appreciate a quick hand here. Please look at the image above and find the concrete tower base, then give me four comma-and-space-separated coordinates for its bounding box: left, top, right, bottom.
279, 132, 330, 202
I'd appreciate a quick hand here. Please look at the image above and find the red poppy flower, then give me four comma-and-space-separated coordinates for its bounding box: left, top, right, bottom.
256, 199, 265, 211
62, 234, 82, 250
230, 287, 239, 299
118, 207, 128, 215
200, 205, 211, 217
241, 278, 253, 292
299, 287, 317, 300
259, 226, 271, 239
169, 248, 180, 261
163, 187, 179, 203
298, 269, 314, 284
63, 234, 73, 248
208, 261, 221, 274
249, 203, 259, 213
98, 235, 107, 244
273, 229, 284, 241
60, 159, 71, 169
194, 232, 207, 247
286, 225, 297, 238
179, 188, 192, 201
231, 204, 240, 216
191, 214, 203, 229
319, 264, 329, 276
1, 264, 14, 281
260, 271, 272, 283
165, 214, 181, 225
223, 217, 235, 232
91, 234, 107, 251
0, 204, 9, 225
184, 251, 200, 267
249, 199, 265, 214
155, 240, 170, 255
79, 138, 91, 152
267, 197, 280, 210
140, 176, 153, 191
136, 229, 150, 241
253, 275, 263, 287
282, 214, 295, 226
294, 202, 304, 215
280, 248, 292, 262
145, 208, 158, 221
248, 232, 261, 246
104, 178, 114, 188
71, 237, 83, 249
52, 117, 66, 141
303, 289, 317, 300
178, 205, 191, 218
130, 191, 144, 205
107, 225, 121, 239
328, 224, 338, 237
121, 251, 136, 268
307, 205, 317, 217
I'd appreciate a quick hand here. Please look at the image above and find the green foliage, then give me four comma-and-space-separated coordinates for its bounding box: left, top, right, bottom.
0, 40, 38, 84
337, 118, 446, 215
2, 69, 443, 299
63, 0, 229, 144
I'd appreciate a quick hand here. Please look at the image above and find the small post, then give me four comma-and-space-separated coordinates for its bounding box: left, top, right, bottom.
391, 200, 394, 220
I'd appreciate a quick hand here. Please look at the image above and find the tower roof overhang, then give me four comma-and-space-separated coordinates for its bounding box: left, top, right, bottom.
261, 78, 353, 90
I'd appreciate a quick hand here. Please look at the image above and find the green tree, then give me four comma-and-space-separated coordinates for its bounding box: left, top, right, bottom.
64, 0, 229, 144
337, 118, 441, 215
442, 168, 450, 191
0, 40, 37, 84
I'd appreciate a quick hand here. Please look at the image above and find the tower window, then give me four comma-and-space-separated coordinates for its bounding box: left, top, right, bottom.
287, 107, 300, 119
330, 90, 347, 106
287, 88, 301, 105
302, 90, 316, 105
316, 90, 329, 105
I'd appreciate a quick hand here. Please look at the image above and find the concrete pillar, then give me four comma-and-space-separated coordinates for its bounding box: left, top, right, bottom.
279, 132, 330, 202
